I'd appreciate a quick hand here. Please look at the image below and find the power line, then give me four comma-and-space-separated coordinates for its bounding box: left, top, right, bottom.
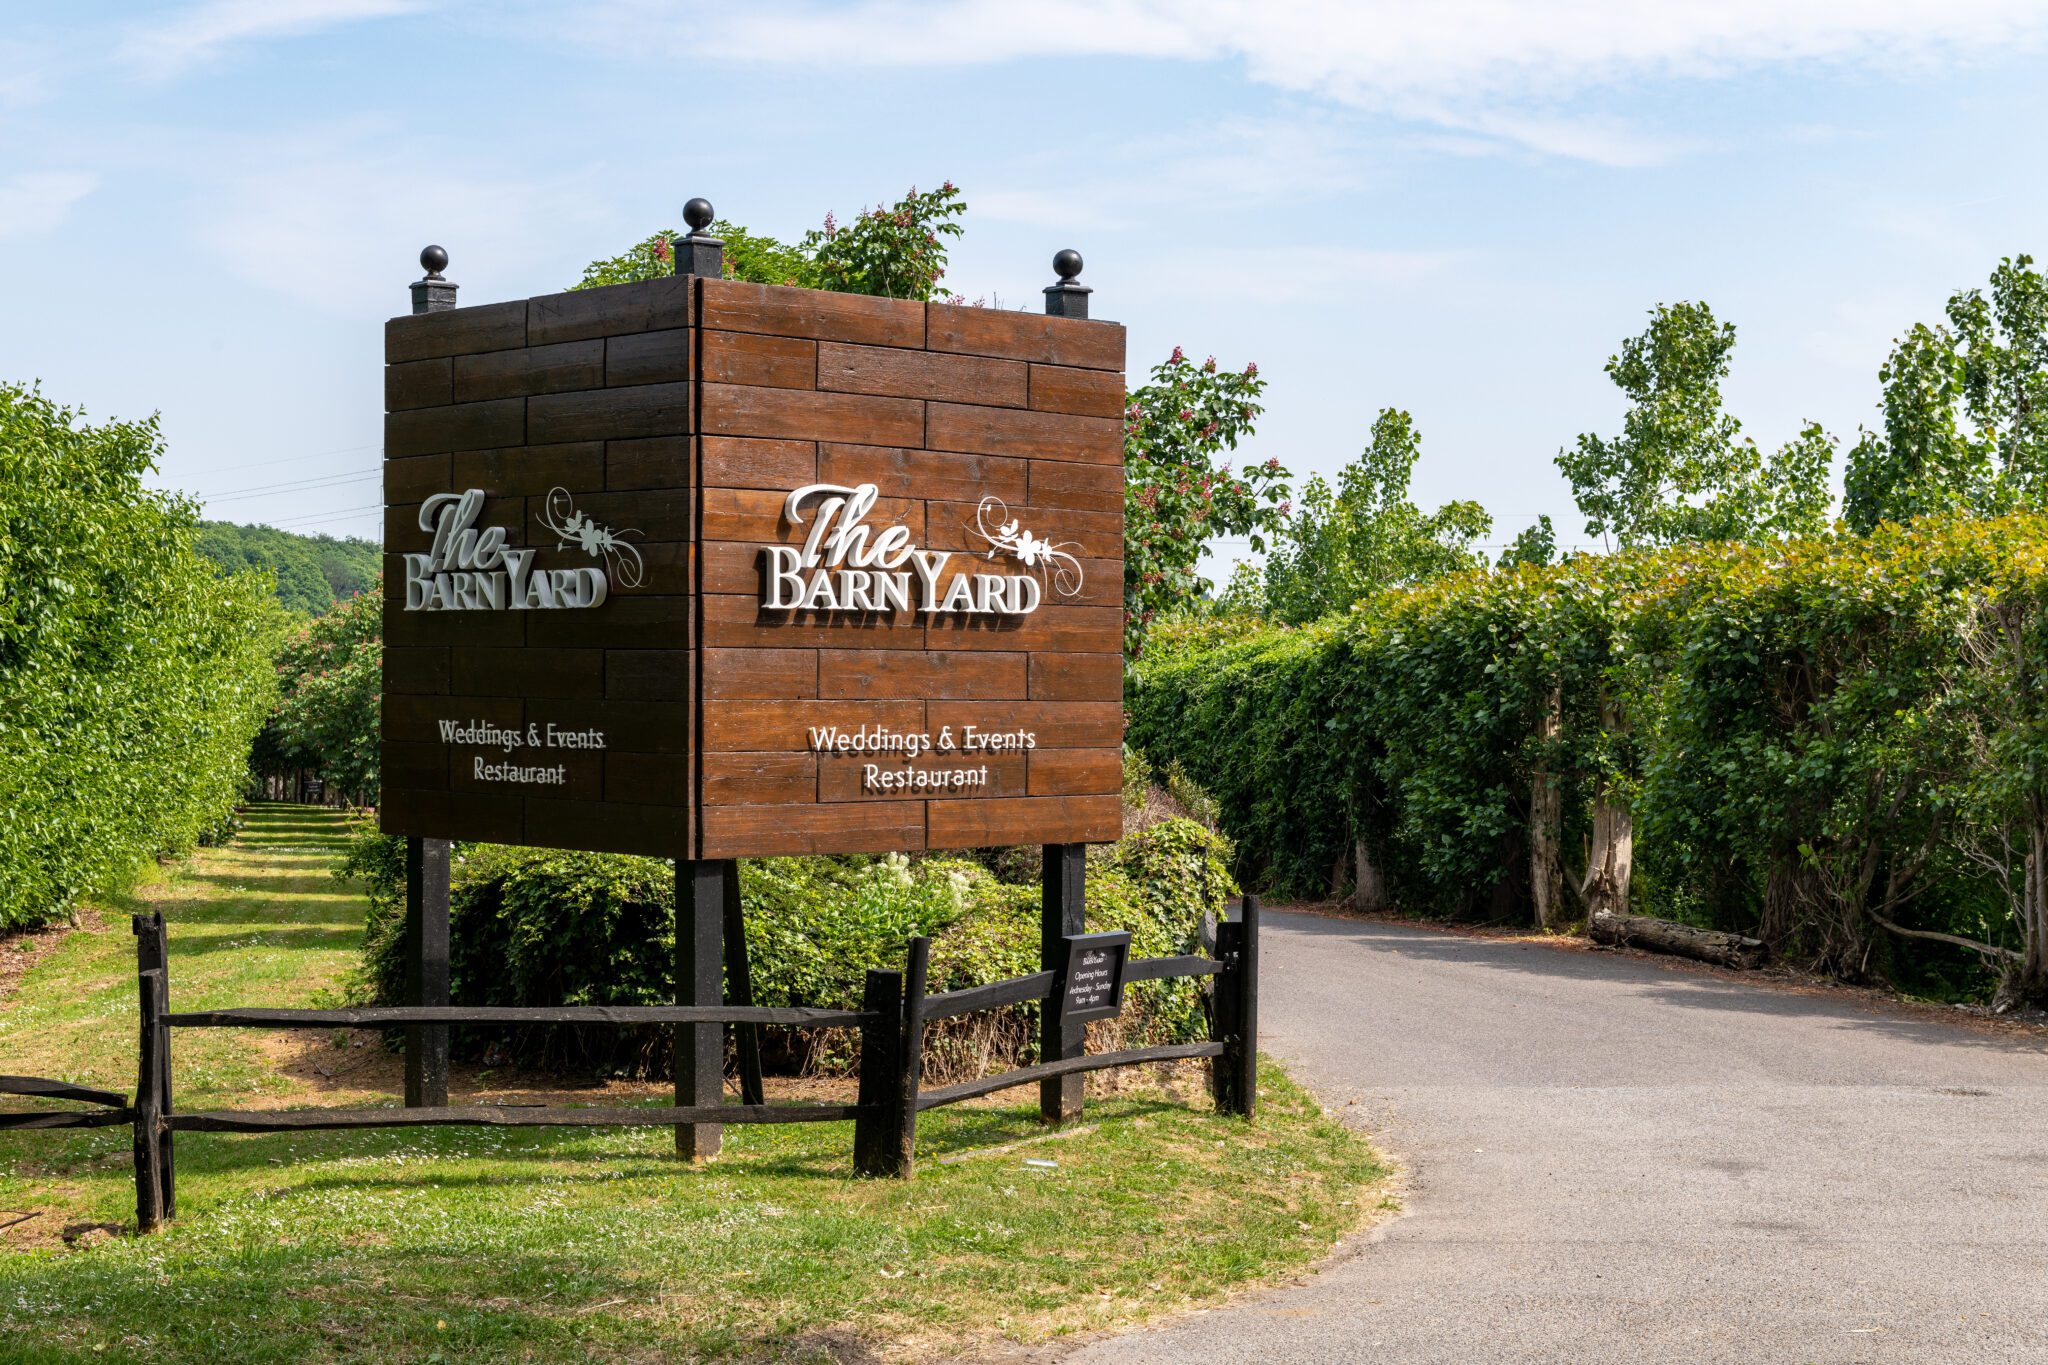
199, 470, 381, 504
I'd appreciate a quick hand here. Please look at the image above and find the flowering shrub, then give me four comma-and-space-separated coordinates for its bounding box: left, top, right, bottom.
260, 583, 381, 803
1123, 348, 1290, 657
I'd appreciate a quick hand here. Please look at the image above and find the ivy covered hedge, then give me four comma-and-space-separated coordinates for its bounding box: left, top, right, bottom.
341, 818, 1236, 1077
0, 384, 281, 930
1130, 515, 2048, 1005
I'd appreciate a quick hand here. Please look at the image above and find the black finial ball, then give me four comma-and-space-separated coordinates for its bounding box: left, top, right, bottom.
683, 197, 715, 232
419, 244, 448, 277
1053, 248, 1083, 282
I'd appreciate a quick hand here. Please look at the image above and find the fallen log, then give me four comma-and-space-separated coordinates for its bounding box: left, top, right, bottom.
1588, 910, 1767, 970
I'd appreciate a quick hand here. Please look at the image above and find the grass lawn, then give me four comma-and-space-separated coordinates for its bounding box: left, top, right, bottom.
0, 805, 1389, 1364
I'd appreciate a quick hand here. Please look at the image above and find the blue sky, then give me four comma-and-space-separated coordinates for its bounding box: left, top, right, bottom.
4, 1, 2048, 572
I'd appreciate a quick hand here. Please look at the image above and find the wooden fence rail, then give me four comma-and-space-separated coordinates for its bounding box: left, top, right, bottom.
1, 900, 1262, 1230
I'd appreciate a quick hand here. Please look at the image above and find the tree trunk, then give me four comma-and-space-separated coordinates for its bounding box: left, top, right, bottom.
1530, 685, 1566, 929
2019, 808, 2048, 1006
1581, 791, 1633, 917
1353, 839, 1386, 915
1589, 910, 1767, 969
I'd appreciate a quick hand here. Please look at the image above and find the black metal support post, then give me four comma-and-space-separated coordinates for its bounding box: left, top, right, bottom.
403, 836, 451, 1108
852, 968, 905, 1177
131, 913, 175, 1217
133, 965, 168, 1233
722, 863, 766, 1107
1211, 895, 1261, 1118
675, 859, 726, 1159
1040, 842, 1087, 1124
895, 936, 930, 1178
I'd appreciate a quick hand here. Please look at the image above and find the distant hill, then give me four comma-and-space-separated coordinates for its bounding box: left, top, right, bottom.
194, 522, 381, 615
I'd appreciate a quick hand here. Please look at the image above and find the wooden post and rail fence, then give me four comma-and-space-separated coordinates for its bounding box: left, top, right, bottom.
0, 899, 1260, 1233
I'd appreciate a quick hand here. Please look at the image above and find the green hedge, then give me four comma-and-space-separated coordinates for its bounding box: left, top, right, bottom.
1131, 516, 2048, 1003
0, 384, 281, 929
342, 819, 1237, 1077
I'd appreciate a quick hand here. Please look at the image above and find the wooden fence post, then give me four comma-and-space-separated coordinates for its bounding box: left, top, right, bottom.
131, 913, 175, 1217
1041, 843, 1087, 1124
895, 937, 930, 1179
675, 859, 727, 1160
853, 968, 905, 1177
403, 836, 451, 1108
1211, 894, 1261, 1118
133, 965, 168, 1233
722, 864, 766, 1107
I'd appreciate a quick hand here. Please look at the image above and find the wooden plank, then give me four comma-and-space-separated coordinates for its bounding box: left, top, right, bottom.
449, 647, 604, 699
605, 328, 692, 387
385, 357, 452, 411
920, 970, 1056, 1022
0, 1075, 129, 1107
169, 1103, 859, 1132
380, 741, 450, 790
817, 649, 1025, 700
1028, 747, 1124, 796
701, 383, 922, 447
1028, 457, 1125, 512
526, 276, 692, 345
702, 647, 818, 699
700, 278, 924, 348
701, 801, 926, 857
926, 403, 1119, 465
818, 750, 1026, 802
384, 454, 452, 505
528, 382, 693, 444
703, 752, 817, 806
382, 787, 525, 844
1029, 652, 1123, 702
387, 300, 527, 363
915, 1041, 1221, 1110
521, 699, 691, 753
606, 435, 693, 491
383, 646, 450, 695
167, 1001, 868, 1026
1029, 362, 1125, 417
925, 606, 1123, 654
452, 750, 603, 801
702, 330, 816, 389
926, 794, 1122, 849
523, 594, 694, 649
816, 342, 1025, 406
450, 443, 605, 497
605, 750, 688, 806
701, 436, 818, 490
926, 304, 1124, 370
523, 797, 690, 856
452, 339, 604, 403
1123, 954, 1223, 983
925, 700, 1123, 748
700, 699, 924, 752
699, 541, 773, 595
382, 602, 528, 648
605, 650, 691, 702
701, 593, 927, 650
0, 1109, 135, 1131
817, 443, 1026, 506
383, 493, 527, 553
385, 398, 526, 459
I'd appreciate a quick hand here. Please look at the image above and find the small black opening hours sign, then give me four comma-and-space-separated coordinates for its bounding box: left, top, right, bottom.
1058, 930, 1131, 1024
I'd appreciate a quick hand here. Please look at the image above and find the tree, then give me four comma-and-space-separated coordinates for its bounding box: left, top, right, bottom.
266, 583, 382, 804
572, 183, 967, 301
1845, 254, 2048, 532
1498, 515, 1558, 569
1259, 408, 1490, 624
1558, 301, 1833, 548
1122, 349, 1289, 657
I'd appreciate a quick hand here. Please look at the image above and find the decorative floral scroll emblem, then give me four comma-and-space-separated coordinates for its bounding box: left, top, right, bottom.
538, 487, 645, 589
973, 497, 1084, 599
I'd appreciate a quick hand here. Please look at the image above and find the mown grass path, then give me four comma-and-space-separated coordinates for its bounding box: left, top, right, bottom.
0, 806, 1385, 1364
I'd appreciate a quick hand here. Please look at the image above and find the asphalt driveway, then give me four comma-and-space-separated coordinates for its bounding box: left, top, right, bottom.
1069, 910, 2048, 1364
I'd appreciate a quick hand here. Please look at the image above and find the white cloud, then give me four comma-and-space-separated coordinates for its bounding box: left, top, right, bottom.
565, 0, 2048, 162
117, 0, 428, 81
0, 171, 97, 241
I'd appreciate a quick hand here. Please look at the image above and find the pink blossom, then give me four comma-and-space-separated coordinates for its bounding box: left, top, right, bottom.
1244, 362, 1258, 377
1265, 456, 1281, 471
1169, 345, 1185, 364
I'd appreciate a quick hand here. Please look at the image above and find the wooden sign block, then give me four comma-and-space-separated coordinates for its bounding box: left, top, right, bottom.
381, 272, 1127, 859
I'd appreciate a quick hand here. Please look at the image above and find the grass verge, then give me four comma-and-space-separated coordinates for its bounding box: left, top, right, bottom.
0, 805, 1388, 1364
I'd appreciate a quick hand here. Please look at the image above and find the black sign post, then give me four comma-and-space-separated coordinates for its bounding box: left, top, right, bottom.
1058, 930, 1132, 1025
